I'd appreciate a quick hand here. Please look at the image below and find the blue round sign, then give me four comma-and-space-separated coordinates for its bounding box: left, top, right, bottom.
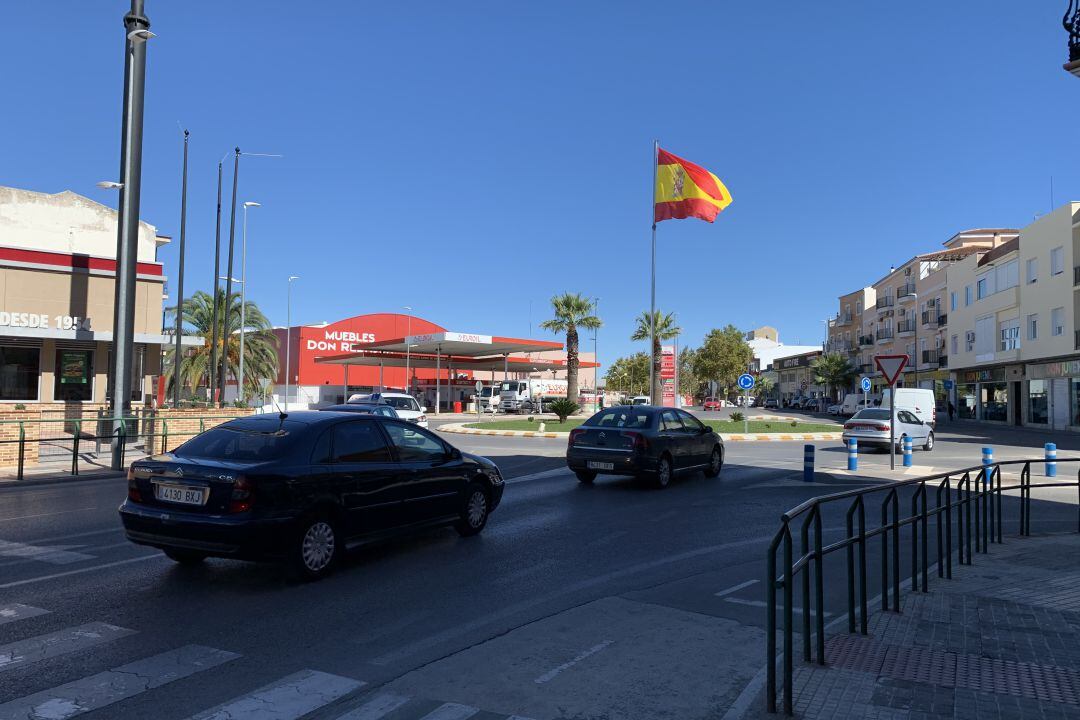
738, 373, 755, 390
860, 376, 872, 392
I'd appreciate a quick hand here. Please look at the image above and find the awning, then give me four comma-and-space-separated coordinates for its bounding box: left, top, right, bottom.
314, 349, 596, 372
358, 331, 562, 357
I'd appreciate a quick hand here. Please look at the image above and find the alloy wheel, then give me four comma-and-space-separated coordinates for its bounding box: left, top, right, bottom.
301, 521, 336, 573
467, 490, 487, 528
657, 458, 672, 487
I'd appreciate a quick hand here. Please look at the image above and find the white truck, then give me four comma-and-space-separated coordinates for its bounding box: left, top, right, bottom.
499, 379, 569, 413
478, 385, 501, 412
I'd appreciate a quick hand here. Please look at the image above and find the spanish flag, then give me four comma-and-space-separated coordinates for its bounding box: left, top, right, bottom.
654, 148, 732, 223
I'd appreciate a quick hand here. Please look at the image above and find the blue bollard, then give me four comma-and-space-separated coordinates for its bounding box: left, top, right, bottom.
803, 444, 814, 482
903, 436, 913, 467
847, 438, 858, 471
1046, 442, 1057, 478
982, 446, 993, 467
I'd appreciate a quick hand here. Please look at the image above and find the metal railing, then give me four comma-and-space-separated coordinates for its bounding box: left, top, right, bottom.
764, 459, 1080, 715
875, 329, 894, 341
858, 335, 874, 347
875, 297, 894, 309
897, 320, 916, 334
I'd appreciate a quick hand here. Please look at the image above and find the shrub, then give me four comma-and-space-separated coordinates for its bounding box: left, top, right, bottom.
547, 399, 580, 423
527, 416, 535, 422
13, 404, 25, 411
730, 411, 744, 423
790, 420, 798, 427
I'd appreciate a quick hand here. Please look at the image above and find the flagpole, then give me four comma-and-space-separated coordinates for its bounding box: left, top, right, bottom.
650, 139, 658, 405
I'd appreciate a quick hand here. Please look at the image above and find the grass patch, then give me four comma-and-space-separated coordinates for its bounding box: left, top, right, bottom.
462, 418, 840, 434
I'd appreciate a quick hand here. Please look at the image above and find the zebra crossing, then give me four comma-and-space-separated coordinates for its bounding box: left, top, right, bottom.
0, 603, 541, 720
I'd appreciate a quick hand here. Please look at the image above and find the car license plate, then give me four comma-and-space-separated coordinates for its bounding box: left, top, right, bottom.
587, 461, 614, 470
154, 483, 206, 506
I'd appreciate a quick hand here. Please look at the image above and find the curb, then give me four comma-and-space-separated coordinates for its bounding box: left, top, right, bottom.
0, 470, 126, 490
438, 423, 844, 443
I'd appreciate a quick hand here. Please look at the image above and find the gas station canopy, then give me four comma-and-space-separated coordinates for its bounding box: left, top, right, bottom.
357, 331, 563, 357
314, 350, 596, 373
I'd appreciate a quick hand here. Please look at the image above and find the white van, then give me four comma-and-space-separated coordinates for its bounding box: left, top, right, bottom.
881, 388, 936, 427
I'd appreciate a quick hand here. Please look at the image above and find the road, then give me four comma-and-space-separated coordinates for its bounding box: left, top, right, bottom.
0, 416, 1075, 720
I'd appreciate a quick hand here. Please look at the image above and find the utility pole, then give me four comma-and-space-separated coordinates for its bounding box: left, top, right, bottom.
219, 148, 240, 406
172, 129, 188, 408
208, 160, 223, 402
108, 0, 152, 470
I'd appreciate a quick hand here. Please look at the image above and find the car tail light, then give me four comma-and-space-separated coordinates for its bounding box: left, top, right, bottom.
568, 428, 585, 446
228, 475, 254, 513
126, 466, 142, 503
625, 431, 649, 451
875, 424, 889, 431
843, 423, 853, 430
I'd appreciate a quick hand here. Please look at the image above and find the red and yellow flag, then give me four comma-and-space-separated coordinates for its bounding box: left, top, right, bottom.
654, 148, 732, 223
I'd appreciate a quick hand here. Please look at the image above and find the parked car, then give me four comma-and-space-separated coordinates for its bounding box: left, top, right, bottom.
320, 402, 399, 418
827, 402, 844, 416
119, 412, 504, 579
842, 407, 934, 451
841, 393, 874, 415
631, 395, 650, 405
763, 398, 779, 409
702, 397, 722, 411
566, 405, 724, 488
350, 392, 428, 427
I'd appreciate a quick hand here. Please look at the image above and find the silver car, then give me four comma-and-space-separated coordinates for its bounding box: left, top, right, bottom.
842, 408, 935, 451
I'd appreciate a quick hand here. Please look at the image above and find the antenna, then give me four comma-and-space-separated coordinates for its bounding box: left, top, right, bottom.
1051, 176, 1055, 211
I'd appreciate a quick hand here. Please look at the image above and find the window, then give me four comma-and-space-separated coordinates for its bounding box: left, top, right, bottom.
0, 346, 40, 401
590, 408, 653, 428
1052, 307, 1065, 336
382, 395, 421, 412
175, 418, 305, 461
950, 292, 957, 311
1052, 246, 1065, 275
996, 260, 1018, 291
56, 349, 94, 402
1027, 314, 1038, 341
311, 429, 332, 464
975, 316, 995, 356
1029, 380, 1049, 425
898, 411, 920, 425
1027, 258, 1038, 284
332, 421, 392, 463
976, 277, 988, 300
999, 319, 1020, 351
383, 422, 448, 462
856, 301, 862, 315
951, 334, 958, 355
965, 331, 975, 352
678, 410, 706, 433
660, 409, 684, 432
965, 285, 973, 306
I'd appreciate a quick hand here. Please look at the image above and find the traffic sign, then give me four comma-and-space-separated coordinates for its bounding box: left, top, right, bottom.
860, 376, 872, 393
943, 379, 954, 390
475, 380, 483, 394
738, 373, 755, 390
874, 354, 908, 385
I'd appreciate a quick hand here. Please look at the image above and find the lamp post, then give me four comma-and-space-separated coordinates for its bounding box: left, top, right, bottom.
208, 158, 223, 403
172, 129, 189, 409
237, 201, 260, 403
285, 276, 299, 410
403, 305, 412, 394
1065, 1, 1080, 77
900, 291, 919, 388
593, 297, 600, 399
107, 0, 152, 470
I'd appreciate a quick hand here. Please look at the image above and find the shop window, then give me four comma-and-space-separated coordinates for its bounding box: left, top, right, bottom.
0, 346, 40, 401
1028, 380, 1049, 425
957, 384, 977, 419
54, 350, 94, 402
1072, 379, 1080, 425
981, 382, 1009, 422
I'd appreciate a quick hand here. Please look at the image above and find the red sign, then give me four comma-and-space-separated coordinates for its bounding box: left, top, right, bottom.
874, 354, 908, 385
661, 345, 676, 407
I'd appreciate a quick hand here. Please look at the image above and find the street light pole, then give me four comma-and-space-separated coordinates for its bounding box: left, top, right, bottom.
403, 305, 412, 394
593, 297, 600, 401
172, 129, 189, 408
208, 159, 223, 402
108, 0, 152, 470
285, 276, 299, 410
219, 148, 240, 407
238, 201, 260, 403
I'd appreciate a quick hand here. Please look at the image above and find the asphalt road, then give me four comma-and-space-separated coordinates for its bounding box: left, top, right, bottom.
0, 417, 1076, 720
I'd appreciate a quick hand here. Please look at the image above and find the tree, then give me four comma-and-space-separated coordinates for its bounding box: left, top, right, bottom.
692, 325, 753, 397
631, 310, 681, 403
755, 374, 776, 402
540, 293, 602, 404
605, 353, 650, 397
812, 352, 856, 402
678, 346, 704, 401
162, 289, 279, 405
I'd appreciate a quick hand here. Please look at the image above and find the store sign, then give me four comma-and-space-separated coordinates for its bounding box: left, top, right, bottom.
962, 368, 1006, 383
778, 352, 819, 369
407, 332, 493, 346
1029, 360, 1080, 380
59, 351, 89, 384
305, 329, 376, 353
660, 345, 676, 407
0, 312, 91, 330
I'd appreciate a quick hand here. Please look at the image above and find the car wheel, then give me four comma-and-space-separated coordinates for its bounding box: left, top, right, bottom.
923, 431, 935, 452
704, 446, 723, 478
163, 548, 206, 566
455, 482, 490, 537
575, 470, 596, 484
654, 455, 673, 489
290, 513, 339, 581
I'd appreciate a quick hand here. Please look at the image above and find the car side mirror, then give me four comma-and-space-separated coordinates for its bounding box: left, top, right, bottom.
699, 425, 710, 434
420, 406, 428, 413
449, 448, 462, 460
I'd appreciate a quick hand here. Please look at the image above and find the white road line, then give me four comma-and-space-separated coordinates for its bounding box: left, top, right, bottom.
332, 693, 411, 720
0, 539, 96, 565
506, 467, 571, 484
0, 603, 49, 625
25, 527, 122, 545
0, 554, 161, 589
0, 507, 97, 523
714, 579, 759, 597
0, 622, 134, 673
0, 644, 239, 720
188, 669, 365, 720
506, 716, 540, 720
534, 640, 614, 685
723, 597, 834, 617
416, 703, 481, 720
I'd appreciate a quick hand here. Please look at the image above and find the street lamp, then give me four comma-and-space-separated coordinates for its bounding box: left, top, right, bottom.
593, 297, 600, 401
1065, 1, 1080, 77
286, 276, 299, 410
97, 181, 124, 190
237, 201, 260, 403
899, 291, 919, 388
403, 305, 413, 394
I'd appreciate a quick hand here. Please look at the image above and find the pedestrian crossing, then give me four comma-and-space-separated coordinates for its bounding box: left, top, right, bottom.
0, 603, 541, 720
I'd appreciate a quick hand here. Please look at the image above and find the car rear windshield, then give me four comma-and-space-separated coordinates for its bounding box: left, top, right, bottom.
174, 418, 307, 462
585, 408, 654, 429
383, 396, 420, 411
852, 409, 891, 421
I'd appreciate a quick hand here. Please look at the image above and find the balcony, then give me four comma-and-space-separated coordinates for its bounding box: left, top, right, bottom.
858, 363, 873, 374
875, 296, 894, 310
834, 313, 853, 326
859, 335, 874, 347
897, 319, 916, 335
921, 310, 943, 327
921, 349, 947, 367
899, 281, 917, 297
826, 340, 854, 353
875, 329, 894, 342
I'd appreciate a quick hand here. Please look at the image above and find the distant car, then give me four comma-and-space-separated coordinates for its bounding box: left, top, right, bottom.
842, 407, 934, 451
826, 402, 843, 416
703, 397, 721, 411
764, 398, 779, 409
566, 405, 723, 488
350, 392, 428, 427
631, 395, 650, 406
320, 402, 400, 418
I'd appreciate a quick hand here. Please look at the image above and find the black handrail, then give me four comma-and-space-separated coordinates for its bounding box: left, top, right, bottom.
765, 458, 1080, 715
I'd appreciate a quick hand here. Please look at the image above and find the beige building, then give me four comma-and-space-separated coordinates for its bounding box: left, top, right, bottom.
774, 349, 824, 405
0, 186, 183, 405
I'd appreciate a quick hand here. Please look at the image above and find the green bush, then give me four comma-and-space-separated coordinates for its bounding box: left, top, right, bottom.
790, 420, 798, 427
730, 411, 744, 423
547, 399, 580, 423
13, 404, 25, 411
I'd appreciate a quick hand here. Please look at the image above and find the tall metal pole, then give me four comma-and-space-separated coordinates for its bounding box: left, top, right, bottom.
219, 148, 240, 406
650, 139, 658, 405
286, 276, 298, 409
172, 128, 188, 408
208, 160, 223, 402
108, 0, 151, 470
404, 306, 412, 394
238, 203, 253, 402
593, 297, 599, 397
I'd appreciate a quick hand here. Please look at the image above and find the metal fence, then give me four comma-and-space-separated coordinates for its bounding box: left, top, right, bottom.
764, 459, 1080, 715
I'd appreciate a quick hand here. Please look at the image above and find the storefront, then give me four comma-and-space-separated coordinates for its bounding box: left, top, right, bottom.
1025, 359, 1080, 431
775, 350, 824, 404
954, 366, 1024, 424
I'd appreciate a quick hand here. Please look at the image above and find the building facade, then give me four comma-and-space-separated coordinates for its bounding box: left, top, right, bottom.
774, 349, 824, 405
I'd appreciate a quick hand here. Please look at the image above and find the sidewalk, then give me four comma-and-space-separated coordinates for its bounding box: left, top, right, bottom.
745, 532, 1080, 719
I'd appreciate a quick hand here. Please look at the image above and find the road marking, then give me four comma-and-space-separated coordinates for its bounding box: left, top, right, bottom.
332, 693, 411, 720
0, 539, 96, 565
25, 527, 122, 545
0, 554, 161, 589
0, 604, 49, 625
506, 467, 571, 484
0, 622, 134, 673
416, 703, 481, 720
534, 640, 614, 684
723, 597, 833, 617
0, 507, 97, 524
0, 644, 239, 720
715, 579, 759, 597
188, 669, 365, 720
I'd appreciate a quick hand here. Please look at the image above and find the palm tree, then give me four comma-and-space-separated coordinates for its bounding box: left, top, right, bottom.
811, 352, 856, 403
631, 310, 682, 403
162, 289, 279, 405
539, 293, 602, 404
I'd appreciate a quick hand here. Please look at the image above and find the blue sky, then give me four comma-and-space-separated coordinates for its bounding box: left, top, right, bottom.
2, 1, 1078, 365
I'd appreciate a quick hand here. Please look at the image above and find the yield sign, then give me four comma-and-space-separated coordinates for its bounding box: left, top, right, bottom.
874, 354, 908, 385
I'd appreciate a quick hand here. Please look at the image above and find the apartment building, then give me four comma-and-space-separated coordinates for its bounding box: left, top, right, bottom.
774, 349, 824, 405
826, 286, 873, 364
